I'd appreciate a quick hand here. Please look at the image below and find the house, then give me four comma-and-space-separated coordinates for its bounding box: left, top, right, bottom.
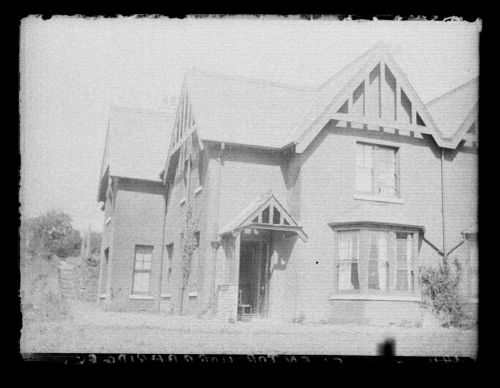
97, 43, 478, 325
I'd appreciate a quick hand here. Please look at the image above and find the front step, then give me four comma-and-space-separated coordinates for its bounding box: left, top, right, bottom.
240, 313, 260, 322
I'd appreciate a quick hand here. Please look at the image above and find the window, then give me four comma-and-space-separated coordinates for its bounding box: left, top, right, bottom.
356, 143, 398, 197
132, 245, 153, 295
368, 231, 389, 290
334, 227, 418, 295
337, 231, 360, 291
395, 233, 412, 291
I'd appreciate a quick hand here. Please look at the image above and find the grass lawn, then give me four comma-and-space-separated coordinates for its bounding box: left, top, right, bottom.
20, 300, 477, 357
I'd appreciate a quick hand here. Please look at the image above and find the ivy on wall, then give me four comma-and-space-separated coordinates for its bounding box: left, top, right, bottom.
180, 203, 198, 314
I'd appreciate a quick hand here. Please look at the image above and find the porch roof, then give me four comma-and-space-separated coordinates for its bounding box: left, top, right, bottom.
219, 193, 307, 242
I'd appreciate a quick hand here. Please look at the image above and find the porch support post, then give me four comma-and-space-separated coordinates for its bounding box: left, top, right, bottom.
230, 233, 241, 322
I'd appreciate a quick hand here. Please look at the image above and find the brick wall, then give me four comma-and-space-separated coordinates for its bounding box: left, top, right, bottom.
102, 178, 165, 311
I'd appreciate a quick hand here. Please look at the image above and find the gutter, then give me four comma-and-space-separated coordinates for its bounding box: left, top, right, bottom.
441, 148, 447, 263
210, 142, 225, 317
156, 181, 169, 311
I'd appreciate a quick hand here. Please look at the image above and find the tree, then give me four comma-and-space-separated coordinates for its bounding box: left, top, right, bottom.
23, 210, 81, 259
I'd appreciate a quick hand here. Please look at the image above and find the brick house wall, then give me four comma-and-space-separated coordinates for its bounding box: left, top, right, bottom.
99, 177, 165, 311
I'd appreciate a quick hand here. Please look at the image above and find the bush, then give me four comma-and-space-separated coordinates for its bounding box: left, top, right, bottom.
21, 257, 71, 322
419, 257, 474, 328
22, 211, 81, 259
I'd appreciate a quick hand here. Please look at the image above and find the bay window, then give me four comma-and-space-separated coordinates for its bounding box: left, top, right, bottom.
335, 227, 417, 295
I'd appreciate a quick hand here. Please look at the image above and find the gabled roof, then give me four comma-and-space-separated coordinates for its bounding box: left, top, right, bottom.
175, 42, 475, 154
185, 69, 315, 149
290, 42, 460, 152
219, 193, 307, 241
284, 42, 384, 147
97, 106, 175, 201
426, 77, 478, 143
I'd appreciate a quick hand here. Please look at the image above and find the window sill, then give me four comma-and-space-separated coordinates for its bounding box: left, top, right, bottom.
188, 292, 198, 298
99, 293, 107, 299
194, 186, 203, 196
129, 294, 154, 300
179, 198, 186, 206
161, 293, 172, 299
105, 217, 112, 225
354, 194, 403, 204
329, 294, 420, 302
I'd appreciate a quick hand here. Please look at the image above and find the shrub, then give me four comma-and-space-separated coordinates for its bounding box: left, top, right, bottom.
22, 211, 81, 259
419, 257, 474, 328
21, 258, 71, 322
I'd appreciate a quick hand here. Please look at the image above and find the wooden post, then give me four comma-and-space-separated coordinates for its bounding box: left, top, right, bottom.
85, 224, 91, 258
232, 233, 241, 321
80, 229, 86, 257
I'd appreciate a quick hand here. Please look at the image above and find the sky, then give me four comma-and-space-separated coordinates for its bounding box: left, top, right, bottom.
19, 16, 481, 233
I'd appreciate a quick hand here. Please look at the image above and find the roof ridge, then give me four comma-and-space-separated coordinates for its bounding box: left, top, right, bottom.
317, 41, 389, 91
189, 67, 315, 92
426, 76, 478, 106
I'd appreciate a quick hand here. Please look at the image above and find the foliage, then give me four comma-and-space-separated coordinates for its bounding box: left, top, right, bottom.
22, 210, 103, 261
23, 211, 77, 259
179, 203, 198, 314
181, 204, 198, 289
21, 255, 71, 322
419, 256, 473, 328
55, 229, 82, 258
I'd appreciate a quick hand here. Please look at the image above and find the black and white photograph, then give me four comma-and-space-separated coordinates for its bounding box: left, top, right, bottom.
19, 16, 480, 362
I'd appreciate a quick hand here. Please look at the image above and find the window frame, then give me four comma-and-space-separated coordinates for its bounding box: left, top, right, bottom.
335, 229, 361, 292
333, 226, 418, 296
131, 245, 154, 296
394, 232, 413, 292
367, 230, 390, 292
355, 141, 400, 199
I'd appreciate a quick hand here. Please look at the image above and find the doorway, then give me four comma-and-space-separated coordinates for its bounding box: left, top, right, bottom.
238, 237, 270, 320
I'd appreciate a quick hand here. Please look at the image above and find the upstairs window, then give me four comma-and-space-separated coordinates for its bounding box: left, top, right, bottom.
132, 245, 153, 295
337, 231, 360, 291
356, 143, 398, 197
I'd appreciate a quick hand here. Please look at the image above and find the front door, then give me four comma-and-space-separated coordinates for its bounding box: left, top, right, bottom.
238, 241, 269, 318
